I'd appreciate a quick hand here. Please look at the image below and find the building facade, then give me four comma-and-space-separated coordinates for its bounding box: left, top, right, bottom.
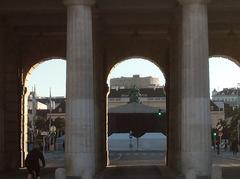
108, 87, 166, 109
212, 88, 240, 107
109, 87, 225, 129
110, 75, 161, 89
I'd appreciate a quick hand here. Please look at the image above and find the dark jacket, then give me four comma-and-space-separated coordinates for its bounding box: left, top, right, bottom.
25, 148, 45, 170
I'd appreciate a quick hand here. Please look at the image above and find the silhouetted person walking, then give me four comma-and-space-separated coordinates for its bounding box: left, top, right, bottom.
25, 144, 45, 179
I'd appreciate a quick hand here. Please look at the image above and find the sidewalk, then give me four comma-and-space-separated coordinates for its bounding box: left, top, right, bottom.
44, 151, 64, 168
0, 168, 56, 179
1, 150, 240, 179
0, 151, 64, 179
212, 150, 240, 161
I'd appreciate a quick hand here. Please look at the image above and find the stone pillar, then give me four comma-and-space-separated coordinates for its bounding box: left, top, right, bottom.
168, 9, 182, 173
2, 27, 20, 169
94, 43, 108, 172
178, 0, 211, 177
64, 0, 96, 178
0, 26, 5, 171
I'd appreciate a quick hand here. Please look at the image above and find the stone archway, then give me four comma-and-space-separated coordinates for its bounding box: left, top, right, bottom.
20, 58, 66, 167
106, 57, 167, 166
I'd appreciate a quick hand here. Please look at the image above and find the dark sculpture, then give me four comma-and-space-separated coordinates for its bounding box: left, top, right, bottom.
128, 85, 141, 103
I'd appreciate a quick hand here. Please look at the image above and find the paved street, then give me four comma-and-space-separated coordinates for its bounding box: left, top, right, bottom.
1, 150, 240, 178
44, 151, 64, 168
109, 150, 240, 167
109, 151, 166, 166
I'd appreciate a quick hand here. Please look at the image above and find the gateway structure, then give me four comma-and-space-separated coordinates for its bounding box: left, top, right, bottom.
0, 0, 240, 178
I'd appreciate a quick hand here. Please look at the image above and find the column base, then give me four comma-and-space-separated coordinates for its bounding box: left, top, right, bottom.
65, 152, 95, 177
182, 151, 211, 177
56, 167, 97, 179
0, 152, 4, 171
197, 177, 211, 179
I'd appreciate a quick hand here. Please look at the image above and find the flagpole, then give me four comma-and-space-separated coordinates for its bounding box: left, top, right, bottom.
32, 86, 37, 145
49, 88, 52, 130
48, 88, 52, 151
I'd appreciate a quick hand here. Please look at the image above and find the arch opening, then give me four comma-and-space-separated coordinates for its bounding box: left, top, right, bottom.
209, 56, 240, 166
20, 58, 66, 168
106, 57, 167, 167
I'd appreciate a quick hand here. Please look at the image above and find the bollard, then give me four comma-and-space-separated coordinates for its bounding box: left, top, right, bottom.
212, 165, 222, 179
55, 168, 66, 179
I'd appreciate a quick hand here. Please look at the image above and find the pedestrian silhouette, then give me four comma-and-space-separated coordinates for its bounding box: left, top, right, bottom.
232, 140, 238, 156
25, 144, 45, 179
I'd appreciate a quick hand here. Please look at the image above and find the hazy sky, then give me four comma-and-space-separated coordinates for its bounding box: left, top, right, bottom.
209, 57, 240, 94
27, 59, 66, 97
28, 57, 240, 97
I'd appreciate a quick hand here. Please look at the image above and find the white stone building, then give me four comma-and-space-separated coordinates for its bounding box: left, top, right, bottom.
110, 75, 161, 89
212, 88, 240, 107
108, 87, 166, 110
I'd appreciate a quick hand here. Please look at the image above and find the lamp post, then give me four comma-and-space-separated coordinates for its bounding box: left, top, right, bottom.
238, 120, 240, 145
237, 84, 240, 145
236, 83, 240, 108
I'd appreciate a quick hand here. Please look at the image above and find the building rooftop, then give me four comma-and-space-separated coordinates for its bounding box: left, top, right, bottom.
109, 87, 166, 98
213, 88, 239, 96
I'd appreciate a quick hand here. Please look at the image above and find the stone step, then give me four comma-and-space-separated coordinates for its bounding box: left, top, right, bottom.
95, 166, 183, 179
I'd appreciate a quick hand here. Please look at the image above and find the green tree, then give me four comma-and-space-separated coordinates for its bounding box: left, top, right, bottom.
52, 118, 65, 131
35, 116, 48, 131
228, 108, 240, 142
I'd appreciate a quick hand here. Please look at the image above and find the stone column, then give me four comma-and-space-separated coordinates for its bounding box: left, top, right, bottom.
64, 0, 95, 178
0, 26, 5, 171
178, 0, 211, 177
168, 9, 182, 173
94, 43, 108, 172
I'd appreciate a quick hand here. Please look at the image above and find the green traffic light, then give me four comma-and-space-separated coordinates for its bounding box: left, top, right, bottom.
213, 132, 217, 136
157, 109, 162, 116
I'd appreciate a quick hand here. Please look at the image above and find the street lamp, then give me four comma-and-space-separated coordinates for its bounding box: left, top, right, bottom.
49, 125, 56, 151
237, 83, 240, 108
238, 120, 240, 145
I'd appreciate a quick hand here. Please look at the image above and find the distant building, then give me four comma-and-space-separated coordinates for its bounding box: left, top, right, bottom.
27, 91, 66, 145
47, 100, 66, 121
108, 87, 166, 110
108, 86, 224, 129
210, 101, 225, 128
110, 75, 161, 89
28, 91, 65, 112
212, 88, 240, 107
28, 90, 65, 127
28, 92, 47, 110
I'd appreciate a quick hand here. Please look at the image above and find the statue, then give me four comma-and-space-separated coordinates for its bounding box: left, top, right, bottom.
128, 85, 141, 103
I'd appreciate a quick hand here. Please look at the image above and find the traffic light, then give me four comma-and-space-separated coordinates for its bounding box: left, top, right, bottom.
213, 132, 217, 137
157, 109, 162, 116
156, 109, 165, 119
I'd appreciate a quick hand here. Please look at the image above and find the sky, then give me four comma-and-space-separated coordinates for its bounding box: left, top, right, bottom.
106, 59, 165, 85
28, 57, 240, 97
27, 59, 66, 97
209, 57, 240, 94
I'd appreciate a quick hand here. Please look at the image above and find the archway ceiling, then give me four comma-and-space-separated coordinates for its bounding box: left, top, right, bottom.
0, 0, 240, 33
1, 0, 240, 54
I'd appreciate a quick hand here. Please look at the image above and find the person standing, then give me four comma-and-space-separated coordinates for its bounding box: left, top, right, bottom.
216, 140, 220, 155
232, 140, 238, 156
25, 144, 45, 179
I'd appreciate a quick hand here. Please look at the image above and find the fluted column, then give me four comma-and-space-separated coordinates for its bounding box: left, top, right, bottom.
64, 0, 95, 178
178, 0, 211, 177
